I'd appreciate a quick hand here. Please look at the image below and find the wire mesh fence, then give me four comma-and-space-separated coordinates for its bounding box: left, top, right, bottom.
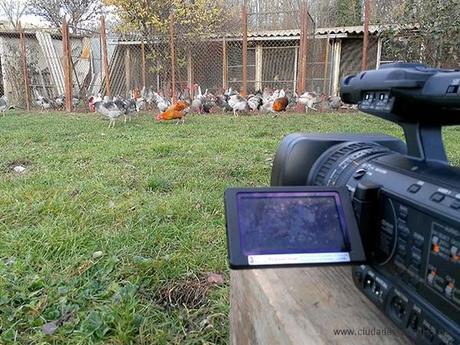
1, 0, 451, 114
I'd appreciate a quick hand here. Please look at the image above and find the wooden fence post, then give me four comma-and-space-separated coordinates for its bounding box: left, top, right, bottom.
100, 16, 111, 96
18, 22, 30, 111
222, 38, 228, 90
322, 34, 330, 95
300, 3, 309, 94
296, 4, 308, 95
169, 13, 176, 102
141, 39, 146, 89
361, 0, 370, 71
242, 0, 248, 97
62, 17, 73, 112
125, 46, 131, 96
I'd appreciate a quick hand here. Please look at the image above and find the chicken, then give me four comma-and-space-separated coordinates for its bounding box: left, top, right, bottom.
273, 96, 289, 112
247, 91, 263, 111
327, 96, 343, 111
228, 94, 249, 116
156, 109, 188, 124
152, 92, 171, 112
202, 91, 216, 113
89, 95, 124, 128
191, 85, 205, 113
0, 95, 9, 116
216, 95, 232, 112
35, 94, 52, 111
55, 95, 80, 109
166, 100, 190, 112
298, 92, 326, 112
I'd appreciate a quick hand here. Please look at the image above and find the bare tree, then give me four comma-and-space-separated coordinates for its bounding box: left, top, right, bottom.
27, 0, 102, 33
0, 0, 28, 29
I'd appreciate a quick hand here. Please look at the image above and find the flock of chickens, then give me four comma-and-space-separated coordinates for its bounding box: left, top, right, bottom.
0, 85, 351, 126
87, 84, 348, 127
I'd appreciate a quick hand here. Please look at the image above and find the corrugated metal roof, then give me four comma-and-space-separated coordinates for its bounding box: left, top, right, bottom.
316, 25, 381, 35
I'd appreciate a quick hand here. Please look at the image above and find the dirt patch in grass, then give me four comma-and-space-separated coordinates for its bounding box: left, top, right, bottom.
155, 273, 225, 309
4, 158, 33, 173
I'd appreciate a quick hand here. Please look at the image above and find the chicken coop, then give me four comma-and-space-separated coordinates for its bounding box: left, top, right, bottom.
105, 25, 382, 98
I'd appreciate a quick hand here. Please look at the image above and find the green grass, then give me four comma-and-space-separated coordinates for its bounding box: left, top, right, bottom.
0, 111, 459, 344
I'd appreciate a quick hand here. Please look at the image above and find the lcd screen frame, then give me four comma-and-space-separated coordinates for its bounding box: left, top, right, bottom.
225, 187, 366, 269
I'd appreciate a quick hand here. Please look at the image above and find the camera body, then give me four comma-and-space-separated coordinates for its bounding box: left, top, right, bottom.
271, 63, 460, 344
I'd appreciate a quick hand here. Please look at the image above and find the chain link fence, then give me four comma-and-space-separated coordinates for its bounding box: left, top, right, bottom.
3, 0, 448, 113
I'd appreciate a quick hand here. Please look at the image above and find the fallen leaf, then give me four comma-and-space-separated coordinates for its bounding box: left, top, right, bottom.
42, 312, 74, 335
42, 321, 58, 335
207, 273, 224, 285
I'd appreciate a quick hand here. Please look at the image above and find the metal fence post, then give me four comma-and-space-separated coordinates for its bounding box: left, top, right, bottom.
141, 39, 146, 89
297, 3, 307, 95
100, 15, 111, 96
222, 38, 228, 90
322, 34, 330, 95
62, 17, 73, 112
18, 22, 30, 111
169, 13, 176, 102
361, 0, 370, 71
242, 0, 248, 96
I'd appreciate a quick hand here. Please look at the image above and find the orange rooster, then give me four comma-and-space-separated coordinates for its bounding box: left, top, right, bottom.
156, 100, 190, 124
272, 96, 289, 112
165, 100, 189, 112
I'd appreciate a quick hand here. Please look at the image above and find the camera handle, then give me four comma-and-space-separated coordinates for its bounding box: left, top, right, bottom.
401, 122, 448, 162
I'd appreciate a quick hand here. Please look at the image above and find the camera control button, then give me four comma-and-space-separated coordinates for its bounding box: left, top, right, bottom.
353, 168, 367, 179
431, 192, 445, 203
407, 184, 421, 193
450, 200, 460, 210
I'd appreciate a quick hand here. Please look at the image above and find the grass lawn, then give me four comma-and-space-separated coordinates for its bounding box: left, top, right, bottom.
1, 111, 459, 344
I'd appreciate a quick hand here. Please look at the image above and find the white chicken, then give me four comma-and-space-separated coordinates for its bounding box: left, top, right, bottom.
228, 94, 249, 116
0, 95, 9, 116
298, 91, 326, 112
152, 92, 171, 113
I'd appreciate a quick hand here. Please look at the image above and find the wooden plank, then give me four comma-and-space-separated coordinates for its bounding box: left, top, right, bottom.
18, 22, 30, 111
231, 267, 412, 345
100, 16, 111, 96
241, 0, 248, 96
322, 34, 330, 95
62, 18, 73, 112
331, 40, 342, 97
36, 31, 65, 95
222, 38, 228, 90
141, 40, 146, 89
169, 13, 176, 102
125, 46, 131, 96
361, 0, 370, 70
255, 44, 263, 91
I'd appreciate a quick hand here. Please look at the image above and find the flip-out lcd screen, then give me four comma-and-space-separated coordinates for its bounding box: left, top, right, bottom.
225, 187, 366, 268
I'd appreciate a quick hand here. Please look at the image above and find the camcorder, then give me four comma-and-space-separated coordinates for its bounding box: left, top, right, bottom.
225, 63, 460, 344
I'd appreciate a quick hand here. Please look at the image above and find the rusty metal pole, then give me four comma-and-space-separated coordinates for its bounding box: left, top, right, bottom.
169, 13, 176, 102
242, 0, 248, 97
18, 22, 31, 111
322, 34, 330, 95
301, 3, 309, 93
62, 17, 73, 112
141, 39, 146, 89
361, 0, 370, 71
296, 8, 304, 95
297, 3, 308, 95
222, 37, 228, 90
100, 15, 111, 96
